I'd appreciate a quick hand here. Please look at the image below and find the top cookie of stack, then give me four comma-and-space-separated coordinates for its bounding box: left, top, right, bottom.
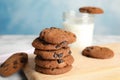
32, 27, 76, 50
40, 27, 76, 44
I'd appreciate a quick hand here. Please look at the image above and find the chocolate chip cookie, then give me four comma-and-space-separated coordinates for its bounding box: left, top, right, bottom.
0, 53, 28, 77
39, 27, 76, 44
82, 46, 114, 59
32, 38, 68, 50
35, 65, 72, 75
34, 47, 71, 59
79, 6, 104, 14
35, 55, 74, 69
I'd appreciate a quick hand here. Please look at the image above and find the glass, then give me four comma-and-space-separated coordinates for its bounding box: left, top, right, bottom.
63, 11, 95, 50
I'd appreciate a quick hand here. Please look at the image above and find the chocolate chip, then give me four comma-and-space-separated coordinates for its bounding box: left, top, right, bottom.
56, 41, 67, 48
57, 59, 64, 64
53, 53, 58, 58
64, 31, 67, 33
68, 50, 72, 54
0, 63, 5, 67
50, 27, 56, 29
20, 59, 25, 63
13, 66, 17, 69
92, 7, 96, 9
43, 31, 46, 34
13, 61, 18, 65
40, 39, 48, 45
51, 68, 54, 71
37, 56, 42, 59
20, 57, 28, 64
100, 48, 103, 50
55, 45, 60, 48
73, 34, 76, 38
90, 47, 94, 49
19, 53, 25, 56
86, 54, 91, 57
57, 53, 63, 58
87, 10, 91, 13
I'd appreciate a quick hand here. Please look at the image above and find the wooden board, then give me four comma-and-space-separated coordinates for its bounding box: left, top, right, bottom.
23, 43, 120, 80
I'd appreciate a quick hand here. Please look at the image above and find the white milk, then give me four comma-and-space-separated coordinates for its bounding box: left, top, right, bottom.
63, 11, 94, 49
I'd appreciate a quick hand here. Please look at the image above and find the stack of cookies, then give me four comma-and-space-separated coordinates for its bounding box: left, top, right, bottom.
32, 27, 76, 75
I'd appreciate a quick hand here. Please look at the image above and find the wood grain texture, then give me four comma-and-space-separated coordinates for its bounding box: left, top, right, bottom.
23, 43, 120, 80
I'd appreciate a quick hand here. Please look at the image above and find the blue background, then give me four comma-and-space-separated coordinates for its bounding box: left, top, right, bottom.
0, 0, 119, 35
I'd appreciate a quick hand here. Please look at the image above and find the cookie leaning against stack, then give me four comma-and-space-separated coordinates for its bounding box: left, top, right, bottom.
32, 27, 76, 75
0, 53, 28, 77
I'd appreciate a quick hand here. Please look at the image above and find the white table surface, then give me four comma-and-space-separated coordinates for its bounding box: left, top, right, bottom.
0, 35, 120, 80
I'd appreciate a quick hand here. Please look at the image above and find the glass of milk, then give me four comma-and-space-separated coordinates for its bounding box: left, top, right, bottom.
63, 11, 95, 49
